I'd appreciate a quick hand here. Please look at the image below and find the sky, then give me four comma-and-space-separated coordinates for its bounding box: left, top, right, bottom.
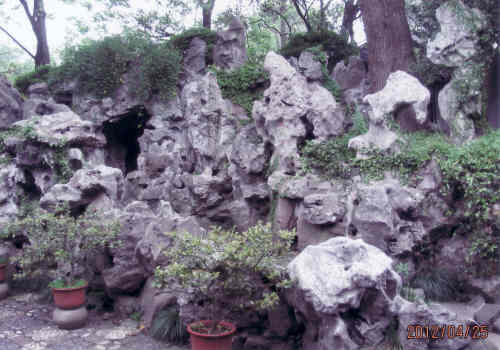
0, 0, 364, 65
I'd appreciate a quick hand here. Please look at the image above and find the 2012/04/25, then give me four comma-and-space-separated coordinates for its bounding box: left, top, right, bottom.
407, 324, 488, 339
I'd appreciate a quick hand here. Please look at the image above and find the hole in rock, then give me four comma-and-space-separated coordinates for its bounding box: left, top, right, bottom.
486, 51, 500, 129
102, 106, 151, 175
53, 91, 73, 108
297, 114, 315, 151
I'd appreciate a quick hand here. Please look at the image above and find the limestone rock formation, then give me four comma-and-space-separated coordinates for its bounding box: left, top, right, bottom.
348, 70, 430, 156
0, 75, 23, 129
298, 50, 324, 82
213, 17, 248, 70
254, 52, 345, 175
182, 37, 207, 82
427, 0, 486, 143
287, 237, 401, 349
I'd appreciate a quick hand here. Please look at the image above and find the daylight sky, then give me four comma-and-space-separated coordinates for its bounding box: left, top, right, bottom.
1, 0, 363, 64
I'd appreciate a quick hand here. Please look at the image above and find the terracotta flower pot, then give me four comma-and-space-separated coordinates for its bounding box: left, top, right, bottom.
51, 281, 88, 310
187, 320, 236, 350
0, 264, 7, 283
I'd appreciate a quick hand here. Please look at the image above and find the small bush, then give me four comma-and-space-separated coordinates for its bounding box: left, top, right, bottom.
211, 62, 269, 117
411, 269, 464, 302
280, 31, 359, 71
150, 305, 188, 344
14, 65, 52, 93
170, 27, 217, 53
49, 33, 181, 101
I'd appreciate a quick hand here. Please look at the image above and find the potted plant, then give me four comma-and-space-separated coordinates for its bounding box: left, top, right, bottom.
3, 203, 121, 310
153, 222, 295, 350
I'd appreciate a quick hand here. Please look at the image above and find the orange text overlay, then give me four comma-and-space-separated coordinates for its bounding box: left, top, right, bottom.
407, 324, 488, 340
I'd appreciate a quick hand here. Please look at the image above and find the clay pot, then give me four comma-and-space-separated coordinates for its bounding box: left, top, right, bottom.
0, 264, 7, 283
53, 306, 88, 330
187, 320, 236, 350
51, 281, 88, 310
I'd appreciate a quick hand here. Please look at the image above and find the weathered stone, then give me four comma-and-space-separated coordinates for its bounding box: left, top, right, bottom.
52, 306, 88, 330
14, 111, 106, 148
474, 304, 500, 325
268, 303, 293, 338
395, 298, 472, 350
287, 237, 401, 349
348, 71, 430, 156
298, 50, 324, 81
213, 17, 247, 70
0, 164, 22, 224
139, 277, 177, 328
244, 335, 271, 350
67, 148, 84, 171
230, 125, 268, 175
40, 184, 83, 211
254, 52, 345, 174
331, 56, 366, 91
69, 165, 124, 202
302, 193, 346, 225
351, 179, 426, 256
0, 74, 23, 129
470, 277, 500, 303
426, 1, 486, 144
27, 82, 50, 100
183, 37, 207, 82
0, 282, 8, 300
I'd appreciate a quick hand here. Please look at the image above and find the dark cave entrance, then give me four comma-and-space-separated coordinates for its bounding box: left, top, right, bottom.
102, 105, 151, 175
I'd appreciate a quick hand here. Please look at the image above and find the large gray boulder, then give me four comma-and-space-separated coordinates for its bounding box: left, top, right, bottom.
12, 111, 106, 148
287, 237, 401, 350
0, 75, 23, 129
182, 37, 207, 82
351, 179, 426, 256
348, 70, 430, 156
213, 17, 248, 70
427, 0, 486, 144
254, 52, 345, 175
0, 163, 23, 224
22, 98, 71, 119
298, 50, 324, 82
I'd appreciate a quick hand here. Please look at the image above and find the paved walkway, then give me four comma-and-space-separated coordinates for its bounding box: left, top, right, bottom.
0, 292, 189, 350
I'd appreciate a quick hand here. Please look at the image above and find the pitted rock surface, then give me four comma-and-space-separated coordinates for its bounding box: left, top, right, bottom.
0, 293, 188, 350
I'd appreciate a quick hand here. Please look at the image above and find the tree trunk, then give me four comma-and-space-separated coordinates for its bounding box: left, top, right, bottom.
279, 0, 288, 48
201, 0, 215, 30
18, 0, 50, 68
359, 0, 414, 94
341, 0, 358, 43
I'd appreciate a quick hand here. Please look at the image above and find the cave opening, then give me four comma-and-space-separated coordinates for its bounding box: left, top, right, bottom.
102, 105, 151, 175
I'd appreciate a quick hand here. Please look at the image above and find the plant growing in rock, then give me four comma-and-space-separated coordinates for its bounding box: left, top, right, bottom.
2, 203, 121, 288
153, 222, 295, 336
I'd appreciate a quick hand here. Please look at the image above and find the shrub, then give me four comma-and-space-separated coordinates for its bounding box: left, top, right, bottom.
153, 222, 295, 334
211, 62, 269, 117
49, 33, 181, 101
2, 203, 121, 288
14, 65, 52, 94
280, 31, 359, 72
151, 305, 189, 344
170, 27, 217, 53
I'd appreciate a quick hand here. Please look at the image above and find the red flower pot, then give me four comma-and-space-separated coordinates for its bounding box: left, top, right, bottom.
187, 320, 236, 350
51, 281, 88, 310
0, 264, 7, 283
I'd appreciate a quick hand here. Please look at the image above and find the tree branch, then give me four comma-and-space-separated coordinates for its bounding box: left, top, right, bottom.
262, 3, 292, 33
0, 25, 35, 59
18, 0, 35, 28
290, 0, 311, 32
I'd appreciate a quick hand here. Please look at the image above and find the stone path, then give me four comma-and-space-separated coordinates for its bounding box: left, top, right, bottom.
0, 293, 189, 350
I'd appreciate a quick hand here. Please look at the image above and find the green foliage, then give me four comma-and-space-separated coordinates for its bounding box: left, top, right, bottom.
302, 127, 500, 271
153, 222, 295, 333
170, 27, 217, 53
2, 203, 121, 287
211, 62, 269, 117
280, 31, 359, 71
150, 305, 188, 344
411, 269, 463, 302
305, 46, 342, 101
14, 65, 52, 94
48, 279, 86, 289
48, 33, 181, 101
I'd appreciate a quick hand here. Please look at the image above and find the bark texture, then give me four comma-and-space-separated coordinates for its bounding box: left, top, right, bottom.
359, 0, 414, 94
